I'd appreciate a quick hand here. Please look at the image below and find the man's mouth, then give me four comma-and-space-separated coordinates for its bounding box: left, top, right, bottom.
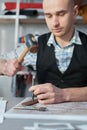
52, 28, 62, 32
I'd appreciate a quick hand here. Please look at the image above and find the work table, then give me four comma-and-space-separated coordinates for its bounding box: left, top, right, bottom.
0, 97, 87, 130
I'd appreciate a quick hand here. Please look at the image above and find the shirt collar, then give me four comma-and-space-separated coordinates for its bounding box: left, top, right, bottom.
70, 29, 82, 45
47, 29, 82, 47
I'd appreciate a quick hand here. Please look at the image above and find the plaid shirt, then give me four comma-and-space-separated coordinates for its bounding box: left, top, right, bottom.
47, 29, 82, 73
0, 29, 82, 72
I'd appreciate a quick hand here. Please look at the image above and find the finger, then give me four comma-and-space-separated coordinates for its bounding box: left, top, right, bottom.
38, 98, 55, 105
37, 92, 56, 100
34, 87, 48, 96
29, 83, 51, 92
12, 59, 20, 69
37, 92, 60, 104
37, 93, 49, 100
29, 84, 43, 92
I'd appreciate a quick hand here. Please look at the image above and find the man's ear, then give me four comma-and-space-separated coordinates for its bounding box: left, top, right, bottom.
74, 0, 83, 7
73, 5, 79, 17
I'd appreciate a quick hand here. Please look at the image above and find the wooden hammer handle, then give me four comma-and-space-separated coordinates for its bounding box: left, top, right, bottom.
18, 47, 29, 64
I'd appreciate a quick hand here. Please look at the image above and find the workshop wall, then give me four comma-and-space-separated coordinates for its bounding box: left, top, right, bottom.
0, 22, 87, 97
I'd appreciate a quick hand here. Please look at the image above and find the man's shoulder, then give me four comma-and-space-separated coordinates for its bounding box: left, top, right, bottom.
78, 31, 87, 47
78, 31, 87, 38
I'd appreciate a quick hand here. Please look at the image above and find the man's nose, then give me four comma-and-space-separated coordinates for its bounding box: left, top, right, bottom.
52, 16, 60, 27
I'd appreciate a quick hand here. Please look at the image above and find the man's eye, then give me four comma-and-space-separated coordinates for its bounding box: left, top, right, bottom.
59, 12, 65, 16
46, 15, 52, 18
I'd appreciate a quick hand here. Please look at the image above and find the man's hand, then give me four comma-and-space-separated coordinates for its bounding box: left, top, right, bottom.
2, 59, 20, 76
29, 83, 66, 104
29, 83, 87, 104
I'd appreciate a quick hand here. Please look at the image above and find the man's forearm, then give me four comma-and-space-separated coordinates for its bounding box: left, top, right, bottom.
0, 59, 7, 75
63, 87, 87, 102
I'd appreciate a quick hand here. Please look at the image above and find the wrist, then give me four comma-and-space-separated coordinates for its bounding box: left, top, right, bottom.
62, 89, 70, 102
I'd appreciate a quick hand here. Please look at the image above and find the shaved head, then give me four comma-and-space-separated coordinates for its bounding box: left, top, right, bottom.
43, 0, 76, 12
42, 0, 79, 41
43, 0, 74, 7
43, 0, 77, 13
43, 0, 81, 7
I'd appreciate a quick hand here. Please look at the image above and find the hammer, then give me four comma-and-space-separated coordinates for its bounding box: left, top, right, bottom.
18, 34, 38, 64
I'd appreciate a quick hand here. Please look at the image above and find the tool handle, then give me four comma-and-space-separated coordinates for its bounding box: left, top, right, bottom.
18, 47, 29, 64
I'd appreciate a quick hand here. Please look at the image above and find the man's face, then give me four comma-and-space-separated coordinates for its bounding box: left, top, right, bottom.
43, 0, 78, 38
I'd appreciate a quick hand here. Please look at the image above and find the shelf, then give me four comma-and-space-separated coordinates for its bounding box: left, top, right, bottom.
0, 15, 85, 24
0, 15, 46, 24
75, 16, 86, 24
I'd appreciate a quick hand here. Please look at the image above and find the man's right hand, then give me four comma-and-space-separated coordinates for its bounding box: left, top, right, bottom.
1, 59, 20, 76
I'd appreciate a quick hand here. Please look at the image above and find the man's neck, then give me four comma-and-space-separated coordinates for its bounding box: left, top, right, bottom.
55, 28, 75, 48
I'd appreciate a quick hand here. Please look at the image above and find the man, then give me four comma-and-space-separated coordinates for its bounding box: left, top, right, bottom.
0, 0, 87, 104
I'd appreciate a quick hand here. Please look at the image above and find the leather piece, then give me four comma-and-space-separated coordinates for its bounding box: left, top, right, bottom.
22, 98, 38, 106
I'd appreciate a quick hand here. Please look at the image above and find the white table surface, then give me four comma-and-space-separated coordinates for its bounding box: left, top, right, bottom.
0, 97, 87, 130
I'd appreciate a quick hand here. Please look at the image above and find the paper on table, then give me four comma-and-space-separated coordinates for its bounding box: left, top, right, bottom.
0, 99, 7, 123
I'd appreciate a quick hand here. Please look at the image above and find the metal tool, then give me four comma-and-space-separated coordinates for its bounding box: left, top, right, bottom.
31, 71, 36, 101
14, 106, 47, 111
